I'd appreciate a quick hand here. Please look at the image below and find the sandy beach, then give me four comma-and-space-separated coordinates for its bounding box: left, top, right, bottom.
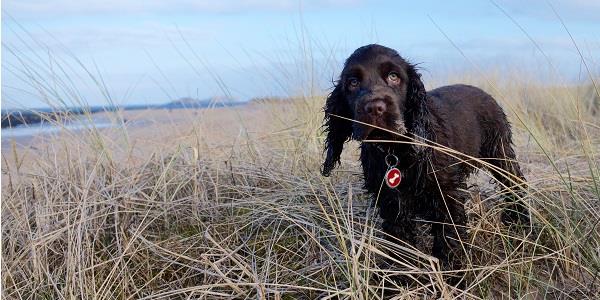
1, 101, 298, 165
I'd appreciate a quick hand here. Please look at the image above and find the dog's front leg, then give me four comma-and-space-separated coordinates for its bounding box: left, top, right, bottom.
378, 193, 417, 247
431, 188, 469, 285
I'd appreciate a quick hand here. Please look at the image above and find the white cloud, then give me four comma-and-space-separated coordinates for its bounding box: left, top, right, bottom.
3, 0, 363, 17
498, 0, 600, 21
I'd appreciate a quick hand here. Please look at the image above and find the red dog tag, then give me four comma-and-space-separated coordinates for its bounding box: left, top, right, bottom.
385, 167, 402, 188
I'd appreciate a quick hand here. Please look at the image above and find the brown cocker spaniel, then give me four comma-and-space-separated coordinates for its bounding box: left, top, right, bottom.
321, 44, 529, 281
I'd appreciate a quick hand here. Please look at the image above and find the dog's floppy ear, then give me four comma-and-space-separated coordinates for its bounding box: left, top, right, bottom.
404, 64, 431, 156
321, 83, 352, 177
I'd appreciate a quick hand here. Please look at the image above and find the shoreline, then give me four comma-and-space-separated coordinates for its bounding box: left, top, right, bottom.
1, 104, 269, 152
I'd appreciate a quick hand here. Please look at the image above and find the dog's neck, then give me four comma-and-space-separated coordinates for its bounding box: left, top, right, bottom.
362, 117, 434, 175
366, 128, 433, 160
363, 141, 416, 168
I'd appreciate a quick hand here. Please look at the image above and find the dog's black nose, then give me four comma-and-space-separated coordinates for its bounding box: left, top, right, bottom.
364, 100, 386, 116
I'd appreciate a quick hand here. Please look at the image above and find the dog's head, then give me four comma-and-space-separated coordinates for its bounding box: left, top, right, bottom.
321, 44, 427, 176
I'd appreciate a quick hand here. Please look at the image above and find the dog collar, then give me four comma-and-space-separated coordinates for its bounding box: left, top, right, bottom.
375, 144, 387, 153
384, 153, 402, 188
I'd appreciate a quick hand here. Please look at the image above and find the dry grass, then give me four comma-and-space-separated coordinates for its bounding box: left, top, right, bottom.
2, 77, 599, 299
2, 18, 600, 298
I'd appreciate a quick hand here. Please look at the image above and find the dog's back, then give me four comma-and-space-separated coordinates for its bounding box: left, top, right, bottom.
426, 84, 510, 159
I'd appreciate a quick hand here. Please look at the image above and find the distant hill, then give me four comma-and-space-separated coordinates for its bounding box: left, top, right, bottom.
1, 96, 244, 128
1, 107, 120, 129
160, 96, 240, 109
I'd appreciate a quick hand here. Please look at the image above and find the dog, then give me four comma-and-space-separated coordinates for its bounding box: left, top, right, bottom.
321, 44, 530, 275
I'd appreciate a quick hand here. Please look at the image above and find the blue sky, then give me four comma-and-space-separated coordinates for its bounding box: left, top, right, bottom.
2, 0, 599, 109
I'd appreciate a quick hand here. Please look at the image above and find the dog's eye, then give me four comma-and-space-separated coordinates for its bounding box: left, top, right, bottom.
347, 77, 360, 88
387, 72, 400, 83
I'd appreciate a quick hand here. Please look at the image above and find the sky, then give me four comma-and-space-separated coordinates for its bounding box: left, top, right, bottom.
2, 0, 599, 109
